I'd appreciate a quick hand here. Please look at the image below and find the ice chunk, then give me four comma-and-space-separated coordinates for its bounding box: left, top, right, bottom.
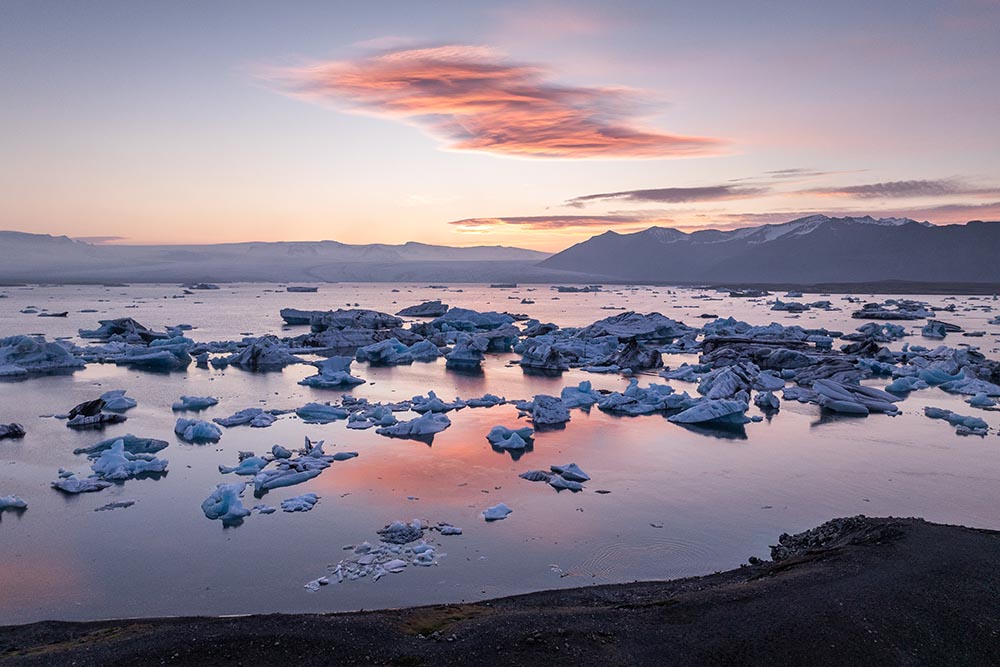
669, 399, 750, 425
356, 338, 414, 366
396, 300, 449, 317
201, 482, 251, 524
174, 418, 223, 443
754, 391, 780, 411
298, 356, 366, 388
213, 408, 276, 428
51, 475, 111, 494
560, 381, 602, 409
74, 434, 168, 457
171, 395, 219, 411
100, 389, 137, 412
465, 393, 506, 408
0, 423, 26, 440
295, 402, 349, 423
530, 395, 571, 426
376, 412, 451, 440
924, 406, 989, 436
0, 335, 85, 377
0, 495, 27, 511
967, 393, 997, 408
483, 502, 513, 521
90, 440, 168, 480
550, 463, 590, 482
281, 493, 319, 512
212, 335, 303, 371
411, 391, 465, 413
219, 455, 269, 476
486, 425, 534, 450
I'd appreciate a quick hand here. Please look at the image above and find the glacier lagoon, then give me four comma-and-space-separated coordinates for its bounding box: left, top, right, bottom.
0, 282, 999, 624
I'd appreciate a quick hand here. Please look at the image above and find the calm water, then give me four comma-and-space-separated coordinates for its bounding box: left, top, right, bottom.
1, 283, 998, 624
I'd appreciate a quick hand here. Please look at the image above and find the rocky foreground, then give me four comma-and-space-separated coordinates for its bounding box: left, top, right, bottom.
2, 516, 998, 666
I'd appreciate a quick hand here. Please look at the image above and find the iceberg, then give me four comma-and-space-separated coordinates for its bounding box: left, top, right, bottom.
174, 418, 223, 443
530, 395, 571, 426
0, 495, 27, 511
201, 482, 251, 525
0, 335, 85, 376
551, 462, 590, 482
90, 440, 168, 480
669, 399, 750, 425
376, 412, 451, 440
219, 455, 269, 476
298, 356, 366, 388
356, 338, 414, 366
754, 391, 781, 411
924, 407, 989, 436
51, 475, 111, 494
444, 334, 486, 371
465, 393, 506, 408
296, 402, 349, 423
74, 434, 168, 457
172, 395, 219, 411
0, 423, 26, 440
486, 425, 534, 450
281, 493, 320, 512
211, 335, 303, 371
396, 300, 448, 317
411, 391, 465, 413
100, 389, 137, 412
213, 408, 276, 428
483, 502, 513, 521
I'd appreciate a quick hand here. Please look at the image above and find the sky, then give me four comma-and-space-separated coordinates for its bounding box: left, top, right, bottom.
2, 0, 999, 251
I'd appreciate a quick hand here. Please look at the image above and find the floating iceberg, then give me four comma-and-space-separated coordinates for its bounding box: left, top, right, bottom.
201, 482, 251, 525
530, 395, 571, 426
51, 475, 111, 494
74, 434, 168, 457
296, 402, 349, 423
0, 335, 85, 377
100, 389, 137, 412
213, 408, 276, 428
376, 412, 451, 440
172, 395, 219, 411
298, 356, 366, 388
356, 338, 414, 366
411, 391, 465, 413
0, 495, 27, 511
90, 440, 168, 480
396, 300, 449, 317
483, 502, 513, 521
924, 407, 989, 436
212, 335, 303, 371
486, 425, 534, 450
174, 418, 223, 443
551, 462, 590, 482
219, 455, 269, 476
0, 423, 26, 440
281, 493, 319, 512
669, 399, 750, 425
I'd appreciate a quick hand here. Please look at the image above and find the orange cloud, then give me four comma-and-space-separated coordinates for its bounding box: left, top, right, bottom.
449, 214, 659, 231
275, 45, 722, 159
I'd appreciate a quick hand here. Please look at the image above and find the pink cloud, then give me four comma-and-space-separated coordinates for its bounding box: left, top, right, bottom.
274, 45, 722, 159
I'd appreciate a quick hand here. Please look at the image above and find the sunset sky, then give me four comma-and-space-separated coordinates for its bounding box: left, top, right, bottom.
2, 0, 999, 250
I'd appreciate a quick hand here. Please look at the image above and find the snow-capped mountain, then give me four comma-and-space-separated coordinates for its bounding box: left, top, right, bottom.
540, 216, 999, 284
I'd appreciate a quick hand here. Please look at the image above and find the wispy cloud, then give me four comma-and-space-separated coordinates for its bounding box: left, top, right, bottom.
72, 235, 129, 245
566, 184, 767, 207
800, 179, 1000, 199
273, 45, 723, 159
449, 214, 659, 231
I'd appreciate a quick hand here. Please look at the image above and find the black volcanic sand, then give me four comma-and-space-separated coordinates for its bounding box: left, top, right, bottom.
2, 517, 998, 666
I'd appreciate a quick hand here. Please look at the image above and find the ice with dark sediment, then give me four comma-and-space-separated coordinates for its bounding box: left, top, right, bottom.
576, 311, 694, 341
174, 418, 223, 443
395, 300, 449, 317
0, 423, 26, 440
298, 356, 366, 388
78, 317, 170, 343
99, 390, 137, 412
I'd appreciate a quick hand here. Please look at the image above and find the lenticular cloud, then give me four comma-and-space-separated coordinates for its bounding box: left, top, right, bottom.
275, 45, 721, 159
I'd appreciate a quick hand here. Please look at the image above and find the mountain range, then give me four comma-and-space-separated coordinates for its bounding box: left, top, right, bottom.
540, 216, 1000, 285
1, 216, 998, 286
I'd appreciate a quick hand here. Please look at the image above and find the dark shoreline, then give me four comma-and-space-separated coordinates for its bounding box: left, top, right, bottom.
2, 516, 998, 666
